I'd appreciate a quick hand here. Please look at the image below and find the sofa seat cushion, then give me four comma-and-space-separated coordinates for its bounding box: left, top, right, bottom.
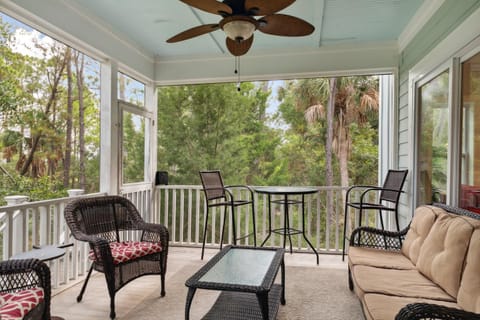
401, 205, 442, 265
352, 265, 455, 302
348, 246, 415, 270
0, 287, 44, 320
457, 228, 480, 313
416, 212, 478, 298
89, 241, 163, 265
362, 293, 460, 320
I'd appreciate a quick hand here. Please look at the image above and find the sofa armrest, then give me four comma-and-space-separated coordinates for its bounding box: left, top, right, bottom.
350, 225, 408, 251
395, 303, 480, 320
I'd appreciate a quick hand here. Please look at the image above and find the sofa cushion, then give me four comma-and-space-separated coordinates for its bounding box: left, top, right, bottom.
401, 205, 442, 265
352, 265, 455, 302
89, 241, 163, 265
457, 228, 480, 313
348, 246, 415, 270
362, 293, 460, 320
416, 212, 476, 298
0, 287, 44, 320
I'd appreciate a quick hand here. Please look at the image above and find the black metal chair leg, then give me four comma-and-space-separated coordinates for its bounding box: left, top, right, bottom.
379, 209, 385, 230
220, 206, 227, 250
231, 204, 237, 245
251, 201, 257, 247
77, 264, 94, 302
201, 209, 210, 260
342, 205, 349, 261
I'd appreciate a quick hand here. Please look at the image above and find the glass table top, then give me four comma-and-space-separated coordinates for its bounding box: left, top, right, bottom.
199, 248, 276, 286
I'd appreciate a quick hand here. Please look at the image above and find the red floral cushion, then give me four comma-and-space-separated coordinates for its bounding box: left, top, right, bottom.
0, 288, 44, 320
89, 241, 163, 265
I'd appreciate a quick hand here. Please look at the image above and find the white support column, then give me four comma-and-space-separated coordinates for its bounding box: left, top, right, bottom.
145, 83, 158, 184
100, 61, 120, 195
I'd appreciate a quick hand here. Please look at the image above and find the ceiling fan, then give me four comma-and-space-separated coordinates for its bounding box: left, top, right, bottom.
167, 0, 315, 56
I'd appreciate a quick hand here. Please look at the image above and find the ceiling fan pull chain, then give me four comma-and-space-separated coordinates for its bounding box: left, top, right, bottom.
235, 56, 241, 92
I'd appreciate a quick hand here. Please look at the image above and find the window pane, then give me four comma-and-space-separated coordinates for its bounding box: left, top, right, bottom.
417, 71, 449, 205
460, 52, 480, 211
122, 111, 145, 183
118, 72, 145, 107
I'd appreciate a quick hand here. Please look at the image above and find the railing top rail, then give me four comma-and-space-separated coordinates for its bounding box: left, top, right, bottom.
0, 192, 107, 212
154, 185, 348, 191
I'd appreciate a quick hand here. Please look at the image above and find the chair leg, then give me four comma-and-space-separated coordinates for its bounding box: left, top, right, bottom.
160, 252, 166, 297
342, 205, 349, 261
251, 201, 257, 247
77, 264, 94, 302
220, 206, 227, 250
201, 209, 210, 260
378, 209, 385, 230
231, 203, 237, 245
394, 209, 401, 232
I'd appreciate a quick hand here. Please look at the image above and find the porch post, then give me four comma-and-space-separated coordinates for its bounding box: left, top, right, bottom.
100, 61, 120, 195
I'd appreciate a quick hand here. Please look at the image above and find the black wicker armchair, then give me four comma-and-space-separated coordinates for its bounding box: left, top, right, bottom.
64, 195, 169, 319
0, 259, 51, 320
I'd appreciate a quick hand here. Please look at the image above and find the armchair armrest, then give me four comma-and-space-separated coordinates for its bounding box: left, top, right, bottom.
0, 259, 51, 319
395, 303, 480, 320
139, 221, 170, 245
0, 259, 50, 292
350, 225, 408, 251
224, 184, 254, 199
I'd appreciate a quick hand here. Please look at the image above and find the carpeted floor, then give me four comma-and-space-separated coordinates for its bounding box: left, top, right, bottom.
122, 262, 365, 320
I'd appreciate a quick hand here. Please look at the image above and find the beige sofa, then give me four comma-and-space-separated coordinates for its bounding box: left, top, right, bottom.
347, 204, 480, 320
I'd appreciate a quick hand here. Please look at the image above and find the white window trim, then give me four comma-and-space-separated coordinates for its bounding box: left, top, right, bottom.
407, 7, 480, 210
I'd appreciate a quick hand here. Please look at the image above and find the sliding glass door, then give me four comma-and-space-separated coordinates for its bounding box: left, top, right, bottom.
460, 52, 480, 211
416, 71, 450, 206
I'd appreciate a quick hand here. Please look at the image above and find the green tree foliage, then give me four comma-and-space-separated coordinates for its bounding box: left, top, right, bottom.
157, 82, 278, 185
0, 15, 100, 203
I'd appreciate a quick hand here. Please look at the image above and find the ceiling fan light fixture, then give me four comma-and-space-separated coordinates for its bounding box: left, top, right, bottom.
220, 16, 257, 42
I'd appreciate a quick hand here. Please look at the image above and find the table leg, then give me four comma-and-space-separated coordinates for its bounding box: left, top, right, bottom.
185, 287, 196, 320
260, 194, 273, 247
301, 194, 319, 265
284, 194, 293, 254
256, 291, 269, 320
281, 258, 286, 305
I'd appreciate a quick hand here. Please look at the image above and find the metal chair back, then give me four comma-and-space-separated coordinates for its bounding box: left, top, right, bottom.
199, 170, 227, 201
379, 169, 408, 203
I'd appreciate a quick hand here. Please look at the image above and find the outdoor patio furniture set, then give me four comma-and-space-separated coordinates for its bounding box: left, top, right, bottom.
348, 203, 480, 319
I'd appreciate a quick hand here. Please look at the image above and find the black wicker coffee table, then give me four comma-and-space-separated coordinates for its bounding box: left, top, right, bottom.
185, 246, 285, 320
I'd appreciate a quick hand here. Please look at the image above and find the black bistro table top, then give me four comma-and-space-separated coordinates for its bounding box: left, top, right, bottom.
185, 245, 285, 320
253, 186, 318, 195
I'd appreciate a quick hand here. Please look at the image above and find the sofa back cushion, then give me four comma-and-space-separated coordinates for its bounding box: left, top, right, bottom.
457, 228, 480, 313
416, 212, 476, 298
401, 205, 442, 264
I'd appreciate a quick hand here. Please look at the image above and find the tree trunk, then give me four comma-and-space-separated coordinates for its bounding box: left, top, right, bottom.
75, 52, 86, 189
326, 78, 337, 227
20, 54, 67, 176
64, 48, 73, 187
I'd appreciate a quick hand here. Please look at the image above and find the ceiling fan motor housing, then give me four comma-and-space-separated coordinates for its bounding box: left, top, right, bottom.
220, 16, 258, 42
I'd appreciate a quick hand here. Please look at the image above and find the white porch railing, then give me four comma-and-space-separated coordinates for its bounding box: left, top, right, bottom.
0, 185, 382, 291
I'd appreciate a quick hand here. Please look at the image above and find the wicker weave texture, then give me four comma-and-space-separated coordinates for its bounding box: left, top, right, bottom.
0, 259, 51, 320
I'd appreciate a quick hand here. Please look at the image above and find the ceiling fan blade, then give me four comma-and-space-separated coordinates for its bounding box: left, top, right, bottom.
179, 0, 232, 15
258, 14, 314, 36
167, 24, 220, 43
226, 36, 254, 56
244, 0, 295, 15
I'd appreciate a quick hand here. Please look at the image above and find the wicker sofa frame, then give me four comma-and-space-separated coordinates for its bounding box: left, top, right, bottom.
0, 258, 51, 320
348, 203, 480, 320
64, 195, 169, 319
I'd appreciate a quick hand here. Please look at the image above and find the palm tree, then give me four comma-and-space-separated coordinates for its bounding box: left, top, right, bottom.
303, 76, 379, 193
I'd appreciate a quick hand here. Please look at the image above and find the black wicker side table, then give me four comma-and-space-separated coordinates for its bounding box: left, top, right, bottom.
185, 246, 285, 320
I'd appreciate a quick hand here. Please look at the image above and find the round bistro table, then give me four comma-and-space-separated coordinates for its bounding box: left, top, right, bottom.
254, 186, 319, 264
